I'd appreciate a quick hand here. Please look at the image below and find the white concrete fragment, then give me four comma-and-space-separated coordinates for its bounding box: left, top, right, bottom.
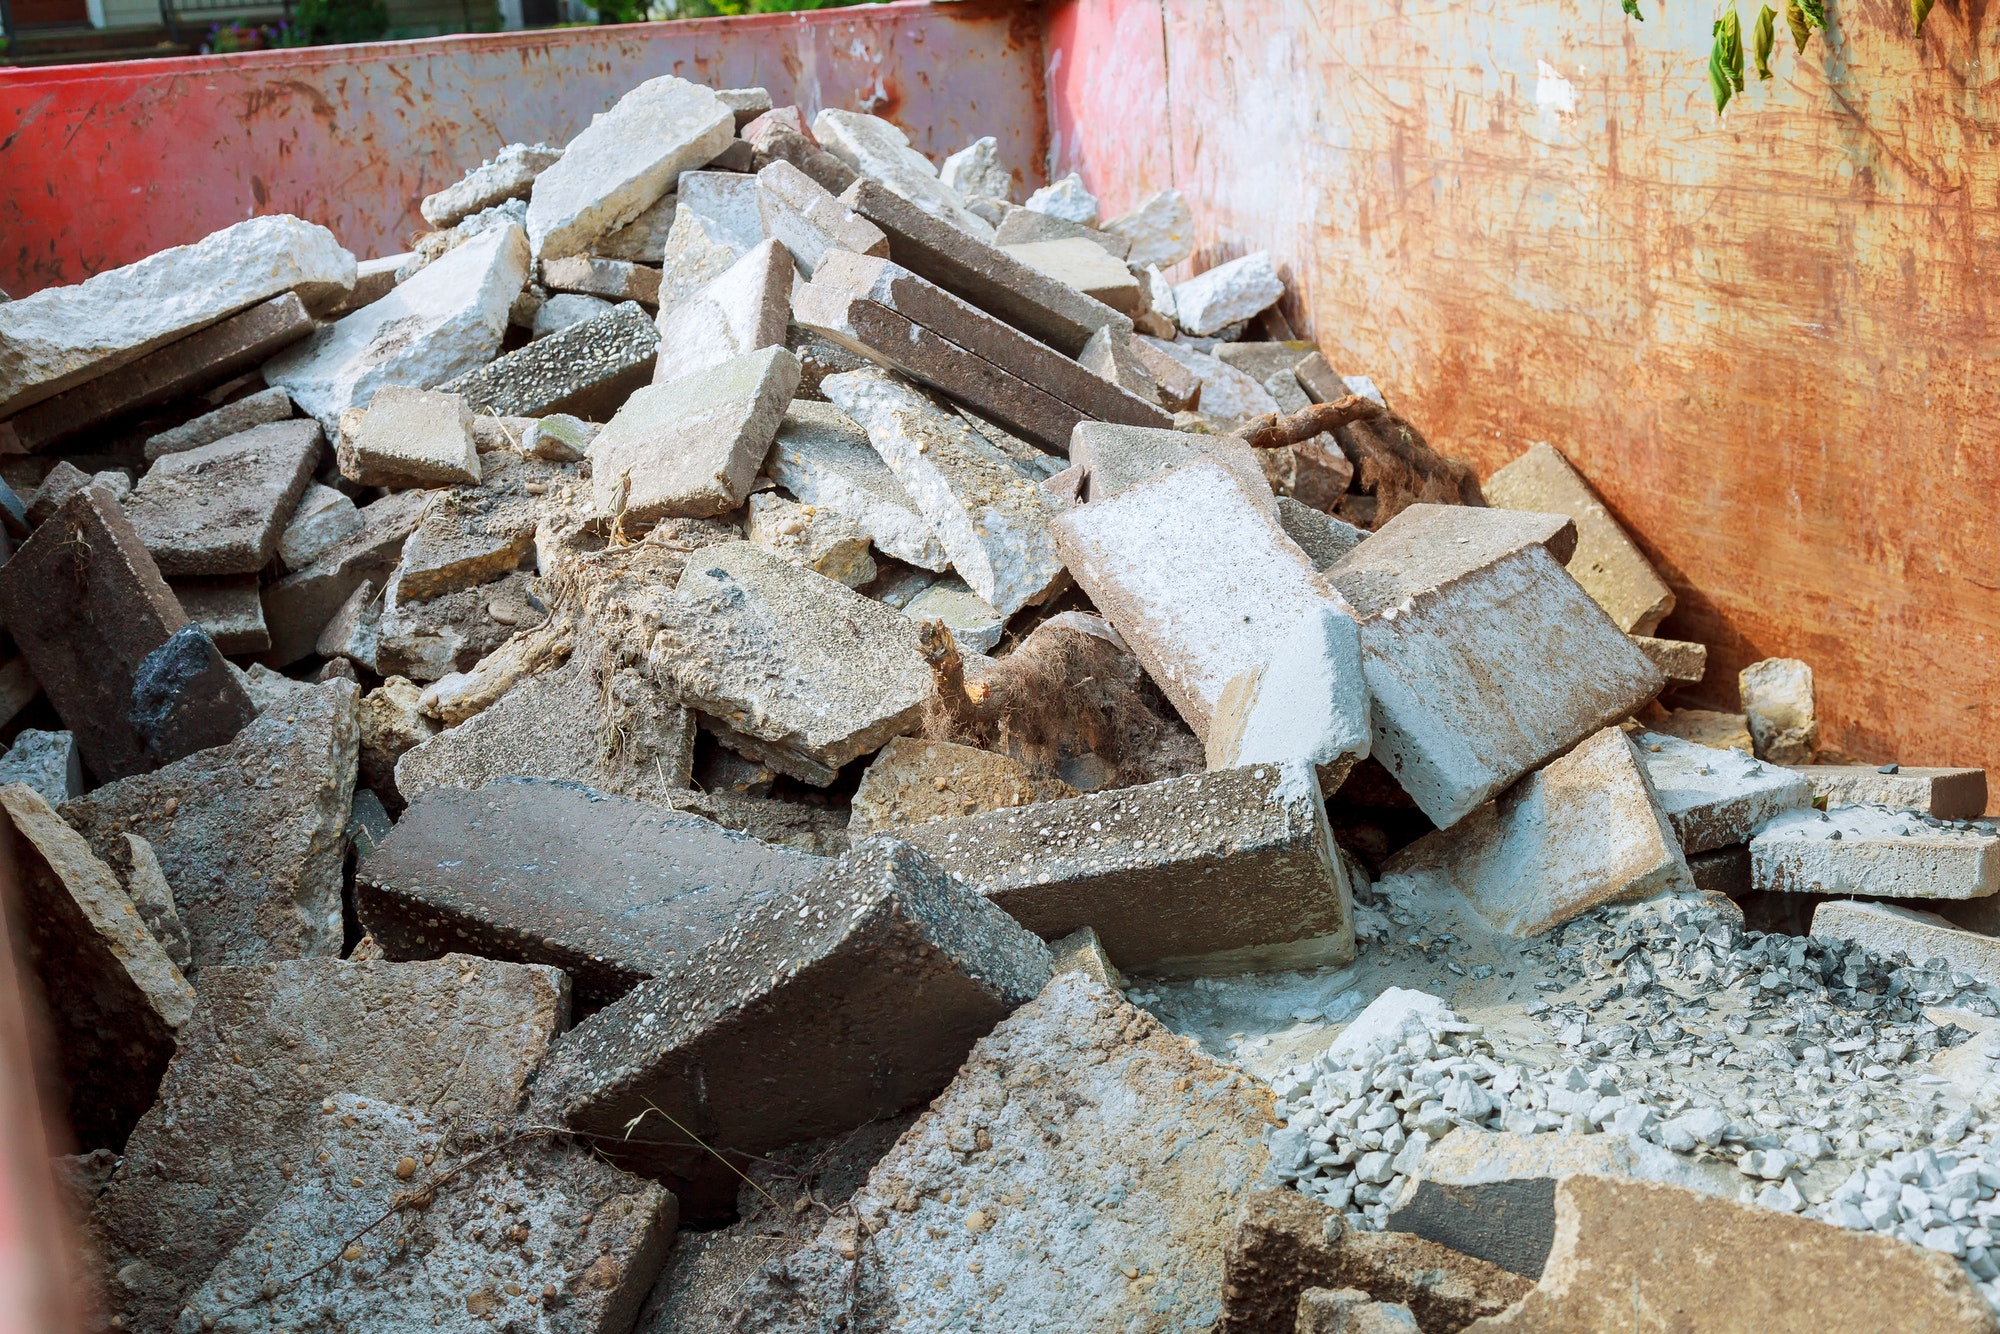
939, 136, 1011, 203
1324, 986, 1453, 1066
998, 238, 1141, 313
1383, 726, 1695, 937
276, 483, 363, 574
1751, 804, 2000, 900
811, 109, 996, 240
1102, 189, 1194, 270
1740, 657, 1820, 764
1024, 172, 1100, 226
676, 171, 764, 255
1812, 900, 2000, 985
1632, 730, 1814, 855
1138, 335, 1279, 421
1324, 504, 1665, 829
1787, 765, 1988, 819
420, 142, 562, 228
526, 76, 734, 261
901, 577, 1005, 653
1171, 251, 1285, 336
529, 291, 613, 339
821, 367, 1066, 617
653, 237, 794, 380
1050, 460, 1369, 777
263, 225, 530, 432
764, 400, 950, 571
0, 216, 355, 416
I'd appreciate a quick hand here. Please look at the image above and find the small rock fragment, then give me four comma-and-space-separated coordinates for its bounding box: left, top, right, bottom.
128, 624, 259, 767
1739, 656, 1820, 764
747, 492, 877, 587
338, 385, 480, 488
1173, 251, 1285, 336
849, 735, 1075, 833
1102, 187, 1194, 269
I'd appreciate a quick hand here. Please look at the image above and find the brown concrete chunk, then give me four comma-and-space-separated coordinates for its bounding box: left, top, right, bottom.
530, 837, 1052, 1186
358, 777, 826, 1011
1, 783, 193, 1150
123, 417, 322, 576
87, 953, 568, 1334
0, 487, 189, 783
1631, 633, 1707, 682
848, 735, 1075, 833
61, 679, 359, 967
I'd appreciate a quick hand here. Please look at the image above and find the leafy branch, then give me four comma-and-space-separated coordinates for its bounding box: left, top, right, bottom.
1627, 0, 1929, 118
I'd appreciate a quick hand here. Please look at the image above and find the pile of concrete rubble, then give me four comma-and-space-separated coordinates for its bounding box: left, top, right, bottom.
2, 74, 1997, 1332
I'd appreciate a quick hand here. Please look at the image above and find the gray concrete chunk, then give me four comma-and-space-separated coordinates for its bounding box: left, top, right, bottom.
1172, 251, 1284, 335
128, 623, 258, 767
1, 783, 192, 1150
820, 367, 1066, 617
1325, 503, 1661, 828
543, 253, 663, 306
275, 481, 362, 574
1631, 729, 1813, 854
393, 452, 563, 601
1812, 899, 2000, 987
422, 141, 563, 228
654, 237, 794, 380
87, 954, 567, 1334
649, 541, 932, 784
590, 345, 798, 523
897, 760, 1353, 974
182, 1092, 672, 1334
359, 778, 825, 1011
0, 728, 82, 805
531, 836, 1051, 1184
527, 76, 734, 260
264, 224, 528, 432
260, 490, 426, 667
1277, 495, 1369, 570
442, 298, 658, 421
840, 176, 1130, 358
61, 679, 359, 967
1069, 419, 1272, 505
746, 491, 877, 587
764, 400, 950, 571
654, 204, 743, 313
677, 170, 764, 254
124, 418, 321, 574
338, 385, 479, 488
756, 159, 889, 277
1751, 803, 2000, 899
0, 215, 353, 417
812, 109, 993, 240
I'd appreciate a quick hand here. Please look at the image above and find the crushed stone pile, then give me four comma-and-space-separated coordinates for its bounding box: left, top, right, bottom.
1, 71, 1996, 1334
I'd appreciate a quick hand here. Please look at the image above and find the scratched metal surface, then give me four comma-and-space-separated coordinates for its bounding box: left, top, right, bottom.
1048, 0, 2000, 793
0, 0, 1046, 295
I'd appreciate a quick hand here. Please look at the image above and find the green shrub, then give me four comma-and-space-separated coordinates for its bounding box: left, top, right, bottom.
294, 0, 390, 43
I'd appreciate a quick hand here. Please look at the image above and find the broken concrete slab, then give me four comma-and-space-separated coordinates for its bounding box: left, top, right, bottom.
756, 158, 889, 276
373, 566, 543, 681
1217, 1189, 1530, 1334
23, 458, 90, 526
654, 203, 748, 314
1051, 460, 1368, 776
260, 490, 426, 667
747, 491, 876, 587
1484, 442, 1675, 635
527, 76, 734, 260
593, 190, 680, 263
840, 176, 1131, 358
532, 289, 615, 337
1102, 187, 1194, 269
1384, 726, 1694, 937
1278, 495, 1370, 571
181, 1092, 672, 1334
275, 481, 362, 573
1740, 656, 1820, 764
677, 170, 764, 253
442, 298, 658, 421
113, 830, 193, 971
1024, 171, 1100, 224
543, 253, 663, 306
87, 953, 567, 1334
1812, 899, 2000, 986
123, 418, 321, 575
812, 108, 994, 239
0, 782, 193, 1150
531, 836, 1051, 1183
128, 623, 259, 766
5, 292, 313, 453
896, 760, 1354, 974
1068, 419, 1273, 505
1325, 503, 1662, 828
0, 728, 82, 804
337, 384, 479, 488
0, 215, 352, 417
0, 487, 189, 783
719, 85, 772, 126
1630, 633, 1707, 682
1631, 729, 1813, 854
358, 777, 824, 1011
1000, 236, 1143, 313
1464, 1173, 1996, 1332
61, 679, 358, 967
590, 345, 798, 523
993, 205, 1130, 258
1751, 803, 2000, 900
393, 453, 560, 601
900, 576, 1005, 652
394, 651, 693, 804
264, 223, 529, 431
763, 399, 950, 571
421, 141, 563, 228
1140, 335, 1282, 422
743, 107, 858, 195
647, 541, 931, 783
1173, 251, 1285, 336
1128, 333, 1202, 410
1789, 763, 1988, 818
821, 367, 1067, 617
848, 735, 1075, 833
744, 973, 1270, 1331
654, 236, 794, 379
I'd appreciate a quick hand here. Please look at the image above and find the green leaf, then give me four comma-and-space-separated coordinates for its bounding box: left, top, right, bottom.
1913, 0, 1935, 32
1785, 0, 1813, 50
1754, 4, 1777, 77
1709, 7, 1745, 113
1622, 0, 1645, 19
